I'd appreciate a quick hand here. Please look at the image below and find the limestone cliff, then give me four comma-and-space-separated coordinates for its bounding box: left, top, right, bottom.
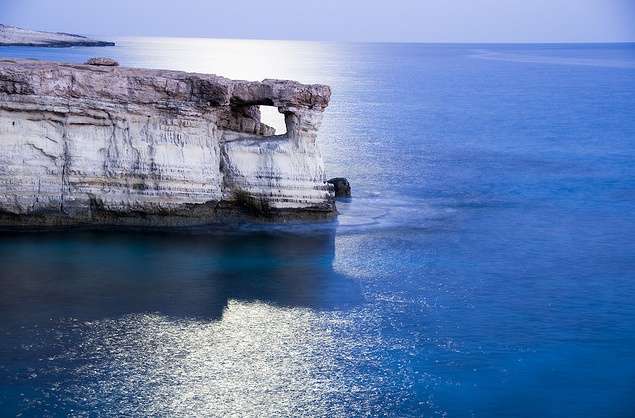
0, 59, 335, 226
0, 24, 115, 47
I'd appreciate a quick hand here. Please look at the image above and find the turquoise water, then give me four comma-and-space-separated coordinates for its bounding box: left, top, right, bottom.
1, 40, 635, 417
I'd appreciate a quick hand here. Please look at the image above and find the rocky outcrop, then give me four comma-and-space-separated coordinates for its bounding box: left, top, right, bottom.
0, 24, 115, 47
0, 58, 335, 226
327, 178, 351, 198
85, 57, 119, 67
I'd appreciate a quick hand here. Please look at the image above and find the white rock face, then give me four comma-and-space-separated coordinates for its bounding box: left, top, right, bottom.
0, 59, 334, 226
0, 24, 115, 47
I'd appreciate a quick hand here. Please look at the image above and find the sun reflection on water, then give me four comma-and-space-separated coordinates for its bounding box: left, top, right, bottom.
57, 301, 405, 416
116, 36, 342, 83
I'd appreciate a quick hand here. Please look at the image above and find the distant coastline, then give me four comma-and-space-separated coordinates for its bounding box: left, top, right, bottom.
0, 24, 114, 47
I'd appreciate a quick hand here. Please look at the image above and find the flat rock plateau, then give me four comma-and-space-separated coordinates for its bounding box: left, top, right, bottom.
0, 58, 335, 227
0, 24, 115, 47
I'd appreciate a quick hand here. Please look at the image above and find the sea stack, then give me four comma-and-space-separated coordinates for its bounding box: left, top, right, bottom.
327, 178, 351, 198
0, 59, 335, 226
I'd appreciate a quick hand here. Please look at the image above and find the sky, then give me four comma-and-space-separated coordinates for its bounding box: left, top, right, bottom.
1, 0, 634, 43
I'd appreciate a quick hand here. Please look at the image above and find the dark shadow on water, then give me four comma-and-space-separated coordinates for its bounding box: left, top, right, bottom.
0, 226, 364, 415
0, 226, 363, 325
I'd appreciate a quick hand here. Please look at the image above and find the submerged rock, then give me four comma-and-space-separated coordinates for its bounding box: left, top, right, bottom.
327, 178, 352, 198
0, 59, 335, 226
85, 57, 119, 66
0, 24, 115, 47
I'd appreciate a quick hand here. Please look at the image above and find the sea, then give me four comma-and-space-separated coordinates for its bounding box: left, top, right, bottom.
0, 39, 634, 417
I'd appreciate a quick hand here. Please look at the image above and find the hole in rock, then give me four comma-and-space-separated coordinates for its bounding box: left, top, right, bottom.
259, 106, 287, 135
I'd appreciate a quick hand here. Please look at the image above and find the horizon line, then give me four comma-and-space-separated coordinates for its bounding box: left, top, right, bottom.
99, 34, 635, 45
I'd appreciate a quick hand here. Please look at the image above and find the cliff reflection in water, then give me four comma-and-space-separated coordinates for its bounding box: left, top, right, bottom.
0, 228, 362, 323
0, 228, 371, 416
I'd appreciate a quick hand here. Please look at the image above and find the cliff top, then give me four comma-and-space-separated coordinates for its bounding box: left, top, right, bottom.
0, 24, 115, 47
0, 58, 331, 111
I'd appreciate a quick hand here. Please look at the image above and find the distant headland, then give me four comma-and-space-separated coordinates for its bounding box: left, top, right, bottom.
0, 24, 115, 47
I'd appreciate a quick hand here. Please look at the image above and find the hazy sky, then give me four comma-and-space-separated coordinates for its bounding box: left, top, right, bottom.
1, 0, 634, 43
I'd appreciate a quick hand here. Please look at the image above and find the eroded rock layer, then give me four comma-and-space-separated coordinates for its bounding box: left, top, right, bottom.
0, 59, 334, 226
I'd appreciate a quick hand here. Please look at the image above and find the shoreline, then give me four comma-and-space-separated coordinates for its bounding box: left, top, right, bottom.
0, 41, 116, 47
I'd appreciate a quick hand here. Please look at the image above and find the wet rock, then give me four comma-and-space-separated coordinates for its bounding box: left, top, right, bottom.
327, 178, 351, 198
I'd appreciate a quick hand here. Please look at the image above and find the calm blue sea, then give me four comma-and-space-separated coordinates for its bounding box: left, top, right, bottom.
1, 39, 634, 417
